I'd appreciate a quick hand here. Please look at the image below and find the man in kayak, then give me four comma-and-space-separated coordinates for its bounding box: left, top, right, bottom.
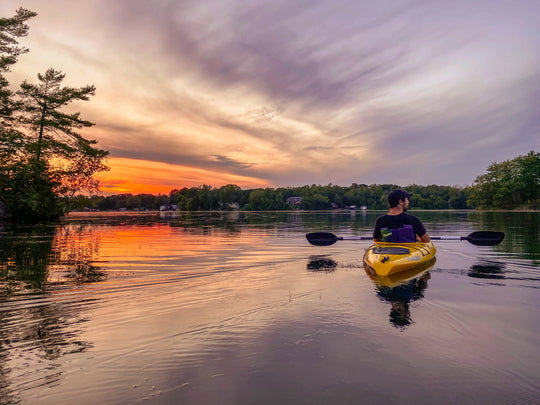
373, 189, 431, 243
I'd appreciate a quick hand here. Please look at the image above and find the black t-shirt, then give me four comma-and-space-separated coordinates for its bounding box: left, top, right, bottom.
373, 213, 427, 242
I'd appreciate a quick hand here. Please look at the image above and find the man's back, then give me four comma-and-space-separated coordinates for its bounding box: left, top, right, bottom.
373, 213, 426, 242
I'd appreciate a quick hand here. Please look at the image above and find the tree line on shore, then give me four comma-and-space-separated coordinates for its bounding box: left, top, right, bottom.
74, 150, 539, 213
76, 183, 467, 211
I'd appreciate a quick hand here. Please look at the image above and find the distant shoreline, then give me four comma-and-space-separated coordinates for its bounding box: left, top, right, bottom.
65, 208, 538, 216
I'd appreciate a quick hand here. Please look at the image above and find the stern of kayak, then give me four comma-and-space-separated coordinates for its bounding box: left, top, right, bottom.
363, 242, 436, 276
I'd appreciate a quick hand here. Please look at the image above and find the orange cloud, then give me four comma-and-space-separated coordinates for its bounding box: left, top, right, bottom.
96, 157, 270, 195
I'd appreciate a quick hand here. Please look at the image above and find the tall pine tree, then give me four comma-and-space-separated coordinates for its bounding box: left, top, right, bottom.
1, 9, 109, 222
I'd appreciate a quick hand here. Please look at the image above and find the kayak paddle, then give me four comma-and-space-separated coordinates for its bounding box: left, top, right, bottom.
306, 231, 505, 247
306, 232, 372, 246
430, 231, 505, 246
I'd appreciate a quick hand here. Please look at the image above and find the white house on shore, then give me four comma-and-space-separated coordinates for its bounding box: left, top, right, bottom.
160, 204, 178, 211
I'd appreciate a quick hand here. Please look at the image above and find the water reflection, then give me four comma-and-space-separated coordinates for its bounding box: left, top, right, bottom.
0, 224, 107, 292
0, 225, 56, 291
306, 256, 338, 272
468, 261, 507, 280
51, 225, 107, 284
366, 262, 434, 328
0, 295, 95, 404
466, 211, 539, 261
66, 211, 540, 259
0, 224, 103, 404
0, 211, 537, 404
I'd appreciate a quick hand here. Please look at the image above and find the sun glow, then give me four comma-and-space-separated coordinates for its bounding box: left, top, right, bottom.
97, 157, 270, 195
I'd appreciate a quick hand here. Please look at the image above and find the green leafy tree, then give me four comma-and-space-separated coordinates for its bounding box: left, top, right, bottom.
248, 188, 287, 210
301, 193, 330, 210
1, 158, 63, 221
448, 189, 468, 209
469, 151, 539, 209
218, 184, 242, 204
515, 151, 539, 206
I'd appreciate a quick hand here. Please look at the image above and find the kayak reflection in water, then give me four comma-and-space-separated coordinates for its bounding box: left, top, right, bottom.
378, 272, 430, 328
365, 263, 433, 328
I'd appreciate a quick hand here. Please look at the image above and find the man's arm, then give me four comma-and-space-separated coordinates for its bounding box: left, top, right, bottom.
373, 217, 382, 241
413, 216, 430, 242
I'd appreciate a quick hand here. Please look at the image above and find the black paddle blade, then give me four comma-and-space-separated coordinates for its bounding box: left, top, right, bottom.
306, 232, 339, 246
464, 231, 505, 246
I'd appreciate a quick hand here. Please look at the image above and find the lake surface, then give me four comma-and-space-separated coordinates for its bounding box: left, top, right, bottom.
1, 210, 539, 405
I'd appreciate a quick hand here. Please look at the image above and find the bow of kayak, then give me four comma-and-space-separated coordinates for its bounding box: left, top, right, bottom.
363, 241, 436, 276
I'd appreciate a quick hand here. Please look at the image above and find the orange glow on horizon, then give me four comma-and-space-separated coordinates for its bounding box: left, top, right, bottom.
96, 157, 271, 195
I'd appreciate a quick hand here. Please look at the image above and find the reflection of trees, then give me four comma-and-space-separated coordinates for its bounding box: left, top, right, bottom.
0, 224, 107, 291
466, 211, 539, 262
71, 211, 468, 239
0, 225, 56, 291
0, 223, 104, 403
51, 224, 107, 284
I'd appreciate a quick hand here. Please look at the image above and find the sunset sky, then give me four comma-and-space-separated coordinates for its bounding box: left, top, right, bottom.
2, 0, 539, 195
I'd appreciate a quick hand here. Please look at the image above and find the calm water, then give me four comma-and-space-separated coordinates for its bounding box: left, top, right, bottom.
0, 210, 539, 405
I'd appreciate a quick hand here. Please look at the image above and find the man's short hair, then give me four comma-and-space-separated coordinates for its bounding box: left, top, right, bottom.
388, 189, 412, 208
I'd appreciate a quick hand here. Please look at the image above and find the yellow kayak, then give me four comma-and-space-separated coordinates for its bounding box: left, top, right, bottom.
363, 241, 436, 276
